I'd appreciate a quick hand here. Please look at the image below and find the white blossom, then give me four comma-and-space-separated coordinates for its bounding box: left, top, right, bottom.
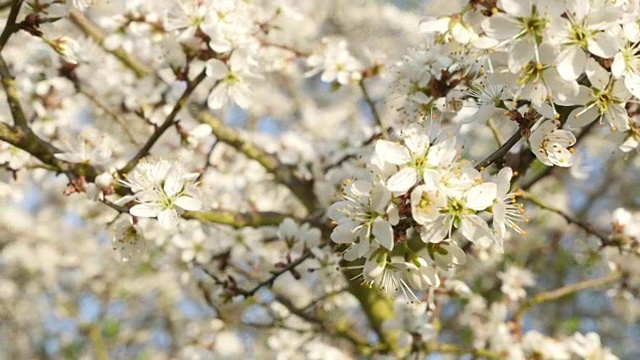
549, 0, 620, 81
48, 36, 80, 64
498, 266, 535, 302
0, 142, 30, 170
111, 218, 145, 262
54, 136, 112, 165
306, 38, 362, 85
566, 59, 631, 132
568, 332, 619, 360
123, 159, 202, 230
491, 167, 525, 242
375, 124, 457, 194
172, 227, 215, 264
329, 180, 399, 258
206, 50, 260, 109
529, 120, 576, 167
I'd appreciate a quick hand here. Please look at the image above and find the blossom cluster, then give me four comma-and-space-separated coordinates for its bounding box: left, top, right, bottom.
329, 123, 524, 299
388, 0, 640, 165
463, 298, 618, 359
120, 158, 202, 229
164, 0, 261, 110
1, 0, 637, 358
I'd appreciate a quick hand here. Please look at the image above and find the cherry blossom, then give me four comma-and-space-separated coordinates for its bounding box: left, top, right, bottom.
529, 120, 576, 167
206, 50, 260, 109
123, 159, 202, 229
306, 38, 363, 85
498, 266, 535, 302
0, 0, 635, 358
54, 136, 112, 165
567, 59, 631, 132
490, 167, 525, 241
550, 0, 620, 81
328, 180, 399, 258
111, 218, 145, 262
375, 124, 457, 194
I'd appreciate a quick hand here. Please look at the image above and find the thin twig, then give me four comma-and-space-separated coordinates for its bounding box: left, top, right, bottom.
324, 132, 381, 171
77, 86, 141, 145
196, 111, 318, 212
299, 287, 349, 312
520, 190, 610, 246
68, 9, 150, 78
99, 198, 128, 213
196, 279, 219, 313
240, 251, 316, 297
274, 294, 371, 352
119, 70, 208, 175
0, 0, 23, 51
358, 79, 386, 136
259, 40, 310, 57
423, 342, 500, 359
0, 53, 27, 127
195, 139, 219, 182
475, 130, 522, 170
487, 118, 505, 145
513, 271, 623, 323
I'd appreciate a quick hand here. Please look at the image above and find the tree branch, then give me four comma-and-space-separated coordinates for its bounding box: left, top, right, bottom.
519, 190, 611, 246
342, 263, 398, 353
234, 250, 317, 297
274, 294, 372, 353
195, 111, 318, 212
423, 342, 500, 359
77, 86, 141, 145
0, 53, 26, 127
475, 129, 522, 170
359, 79, 386, 135
0, 0, 23, 51
324, 131, 381, 171
0, 52, 105, 183
68, 8, 150, 78
0, 122, 100, 180
182, 209, 288, 229
513, 271, 623, 322
119, 69, 208, 175
86, 323, 109, 360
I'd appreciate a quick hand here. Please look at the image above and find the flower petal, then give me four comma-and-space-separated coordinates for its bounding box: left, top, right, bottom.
205, 59, 228, 79
386, 167, 417, 193
130, 203, 163, 218
557, 45, 585, 81
547, 144, 574, 167
624, 72, 640, 99
495, 167, 513, 196
372, 218, 394, 250
465, 183, 497, 211
460, 214, 496, 248
482, 13, 521, 39
375, 140, 411, 165
163, 171, 183, 197
587, 32, 618, 59
158, 209, 179, 229
419, 215, 450, 243
331, 221, 359, 244
175, 196, 202, 211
